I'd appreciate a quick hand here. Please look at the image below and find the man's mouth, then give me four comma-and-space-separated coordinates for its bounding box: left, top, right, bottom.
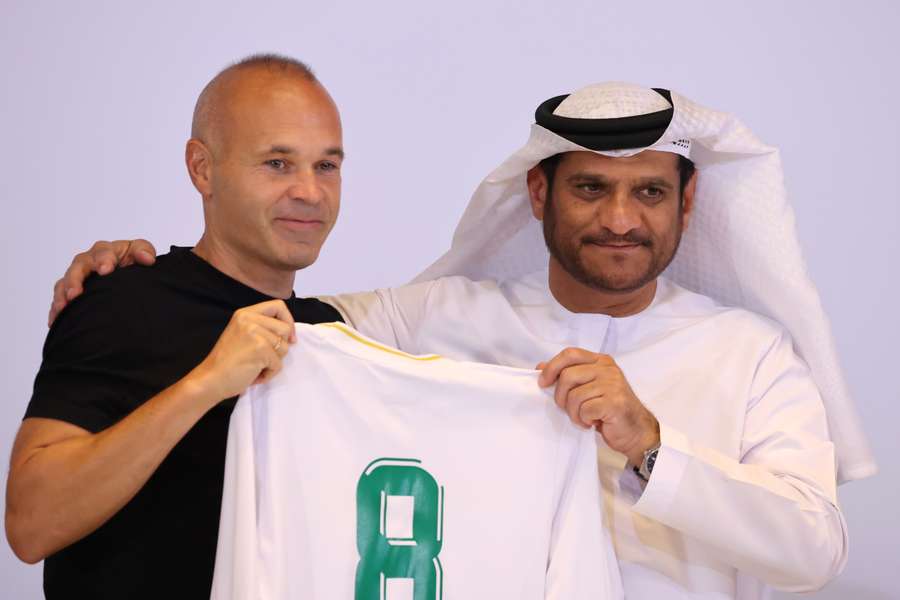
274, 217, 324, 231
585, 239, 649, 249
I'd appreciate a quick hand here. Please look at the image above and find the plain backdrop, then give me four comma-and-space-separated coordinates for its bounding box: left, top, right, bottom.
2, 1, 897, 597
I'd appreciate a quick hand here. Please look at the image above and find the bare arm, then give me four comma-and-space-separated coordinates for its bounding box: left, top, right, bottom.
6, 300, 295, 563
7, 378, 215, 563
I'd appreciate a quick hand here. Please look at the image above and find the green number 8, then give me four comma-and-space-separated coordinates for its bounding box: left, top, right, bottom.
355, 458, 444, 600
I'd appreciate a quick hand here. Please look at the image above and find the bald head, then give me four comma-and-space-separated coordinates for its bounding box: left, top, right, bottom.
185, 54, 343, 291
190, 54, 324, 156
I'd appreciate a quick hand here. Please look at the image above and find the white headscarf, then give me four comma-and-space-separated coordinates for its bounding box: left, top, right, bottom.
415, 82, 875, 484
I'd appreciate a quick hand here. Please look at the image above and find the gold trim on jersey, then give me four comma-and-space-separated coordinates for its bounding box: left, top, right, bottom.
322, 323, 442, 362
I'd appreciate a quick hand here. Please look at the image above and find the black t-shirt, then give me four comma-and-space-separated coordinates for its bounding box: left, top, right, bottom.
25, 246, 343, 599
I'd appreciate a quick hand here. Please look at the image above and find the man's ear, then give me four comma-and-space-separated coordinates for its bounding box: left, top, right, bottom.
526, 165, 549, 221
680, 171, 698, 231
185, 139, 214, 197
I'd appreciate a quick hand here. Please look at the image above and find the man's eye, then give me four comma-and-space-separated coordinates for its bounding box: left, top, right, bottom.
577, 183, 602, 194
317, 161, 338, 172
639, 187, 663, 199
266, 159, 287, 170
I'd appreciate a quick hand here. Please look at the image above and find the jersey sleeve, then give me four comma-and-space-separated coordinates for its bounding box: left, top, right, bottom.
25, 275, 147, 433
321, 279, 440, 353
545, 430, 624, 600
210, 390, 259, 600
632, 329, 847, 592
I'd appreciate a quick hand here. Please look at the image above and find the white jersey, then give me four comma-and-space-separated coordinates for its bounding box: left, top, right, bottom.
326, 272, 846, 598
211, 322, 623, 600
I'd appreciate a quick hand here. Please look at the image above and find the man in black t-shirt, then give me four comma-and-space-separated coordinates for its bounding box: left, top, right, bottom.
6, 54, 344, 599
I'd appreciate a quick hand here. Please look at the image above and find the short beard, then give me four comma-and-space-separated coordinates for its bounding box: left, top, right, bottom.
541, 189, 683, 294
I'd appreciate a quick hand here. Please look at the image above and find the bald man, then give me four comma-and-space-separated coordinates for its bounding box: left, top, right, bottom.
4, 55, 345, 599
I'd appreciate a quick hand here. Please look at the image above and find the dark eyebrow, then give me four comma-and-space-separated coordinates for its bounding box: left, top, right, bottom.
565, 172, 612, 185
633, 177, 674, 190
564, 172, 675, 189
263, 145, 345, 160
324, 147, 345, 160
266, 145, 295, 155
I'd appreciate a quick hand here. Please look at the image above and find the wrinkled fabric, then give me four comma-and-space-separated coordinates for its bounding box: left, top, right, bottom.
212, 322, 622, 600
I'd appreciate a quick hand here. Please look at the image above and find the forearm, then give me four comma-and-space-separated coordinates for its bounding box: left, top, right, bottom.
6, 373, 218, 563
633, 424, 847, 591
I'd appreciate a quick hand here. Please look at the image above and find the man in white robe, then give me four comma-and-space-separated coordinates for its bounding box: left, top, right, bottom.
49, 82, 875, 599
327, 267, 842, 597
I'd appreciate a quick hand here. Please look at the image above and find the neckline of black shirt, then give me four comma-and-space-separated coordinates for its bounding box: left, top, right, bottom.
169, 245, 300, 306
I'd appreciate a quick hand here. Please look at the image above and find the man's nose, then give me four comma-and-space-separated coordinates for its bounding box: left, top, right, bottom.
601, 190, 642, 234
286, 168, 323, 204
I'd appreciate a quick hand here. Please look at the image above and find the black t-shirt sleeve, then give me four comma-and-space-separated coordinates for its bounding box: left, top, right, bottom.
291, 297, 345, 325
26, 274, 146, 433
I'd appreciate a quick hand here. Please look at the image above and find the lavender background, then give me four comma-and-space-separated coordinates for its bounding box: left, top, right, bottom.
2, 1, 897, 597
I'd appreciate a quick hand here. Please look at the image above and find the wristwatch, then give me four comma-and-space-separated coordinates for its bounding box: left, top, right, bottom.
633, 442, 661, 483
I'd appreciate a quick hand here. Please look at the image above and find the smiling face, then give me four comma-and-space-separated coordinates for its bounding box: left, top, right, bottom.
188, 67, 343, 279
529, 150, 694, 295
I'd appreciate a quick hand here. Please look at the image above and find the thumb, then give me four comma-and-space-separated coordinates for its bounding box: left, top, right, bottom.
132, 239, 158, 265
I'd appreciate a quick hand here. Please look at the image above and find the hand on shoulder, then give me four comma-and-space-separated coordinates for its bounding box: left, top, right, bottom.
49, 239, 157, 326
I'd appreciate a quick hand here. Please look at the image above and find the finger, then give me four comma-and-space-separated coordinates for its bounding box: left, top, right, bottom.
251, 300, 297, 342
131, 239, 157, 265
253, 299, 295, 323
570, 383, 609, 426
48, 299, 65, 327
554, 364, 599, 410
538, 347, 599, 387
244, 312, 295, 345
48, 280, 68, 326
561, 383, 597, 429
535, 361, 546, 371
252, 325, 290, 359
254, 340, 284, 384
52, 278, 66, 308
60, 253, 96, 301
88, 241, 120, 276
230, 307, 293, 344
271, 334, 290, 358
114, 238, 157, 267
117, 241, 136, 268
255, 363, 284, 385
